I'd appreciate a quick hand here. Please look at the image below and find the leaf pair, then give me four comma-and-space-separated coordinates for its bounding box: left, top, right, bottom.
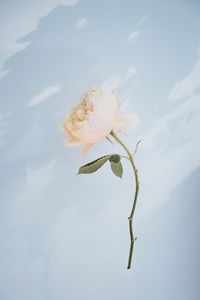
78, 154, 123, 178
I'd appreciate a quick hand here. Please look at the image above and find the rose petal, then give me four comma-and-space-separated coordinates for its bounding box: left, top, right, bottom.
81, 144, 94, 156
64, 139, 83, 147
74, 89, 119, 144
114, 113, 140, 134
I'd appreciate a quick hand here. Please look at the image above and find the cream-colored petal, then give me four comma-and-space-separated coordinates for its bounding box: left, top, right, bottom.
81, 144, 94, 156
64, 139, 83, 147
73, 110, 116, 144
59, 123, 74, 138
113, 113, 140, 134
94, 89, 119, 113
60, 123, 83, 144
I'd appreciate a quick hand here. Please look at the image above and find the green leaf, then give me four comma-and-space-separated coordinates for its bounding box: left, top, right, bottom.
109, 154, 121, 163
110, 161, 123, 178
78, 155, 110, 175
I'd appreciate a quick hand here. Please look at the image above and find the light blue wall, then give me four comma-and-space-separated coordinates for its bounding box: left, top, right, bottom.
0, 1, 200, 299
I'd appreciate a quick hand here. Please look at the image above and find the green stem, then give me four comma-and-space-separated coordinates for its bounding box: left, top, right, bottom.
110, 131, 139, 269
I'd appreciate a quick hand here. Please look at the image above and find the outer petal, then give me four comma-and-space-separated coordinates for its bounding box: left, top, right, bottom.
64, 139, 83, 147
113, 112, 140, 134
81, 144, 94, 156
60, 124, 83, 146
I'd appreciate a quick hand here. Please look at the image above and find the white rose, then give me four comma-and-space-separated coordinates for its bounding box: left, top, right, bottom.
60, 87, 140, 154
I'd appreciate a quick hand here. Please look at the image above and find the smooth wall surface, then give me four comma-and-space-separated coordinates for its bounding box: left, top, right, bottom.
0, 1, 200, 299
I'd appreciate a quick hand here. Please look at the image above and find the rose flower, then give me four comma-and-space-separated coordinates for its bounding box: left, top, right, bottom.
60, 87, 140, 154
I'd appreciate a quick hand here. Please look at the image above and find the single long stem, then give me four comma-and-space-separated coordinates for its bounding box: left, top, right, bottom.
110, 131, 140, 269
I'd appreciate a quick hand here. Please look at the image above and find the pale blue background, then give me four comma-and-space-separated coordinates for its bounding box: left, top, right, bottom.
0, 0, 200, 299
